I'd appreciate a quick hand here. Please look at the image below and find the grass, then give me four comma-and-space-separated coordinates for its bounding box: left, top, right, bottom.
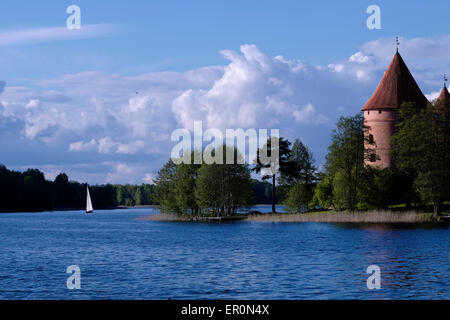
140, 213, 246, 222
246, 210, 438, 223
142, 210, 441, 223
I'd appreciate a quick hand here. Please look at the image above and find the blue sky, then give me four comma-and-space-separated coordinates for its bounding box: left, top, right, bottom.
1, 1, 450, 184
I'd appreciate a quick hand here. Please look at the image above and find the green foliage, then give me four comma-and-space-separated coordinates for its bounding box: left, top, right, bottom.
154, 146, 252, 215
251, 179, 272, 204
0, 164, 156, 212
153, 159, 179, 213
313, 173, 334, 209
358, 167, 416, 209
284, 182, 313, 213
391, 102, 450, 215
196, 145, 252, 215
174, 163, 199, 214
253, 136, 293, 212
324, 114, 371, 211
280, 139, 317, 212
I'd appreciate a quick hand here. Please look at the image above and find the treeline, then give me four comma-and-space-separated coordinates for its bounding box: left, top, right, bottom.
0, 167, 156, 212
0, 164, 272, 213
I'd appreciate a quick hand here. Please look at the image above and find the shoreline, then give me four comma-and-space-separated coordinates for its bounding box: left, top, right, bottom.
143, 210, 446, 224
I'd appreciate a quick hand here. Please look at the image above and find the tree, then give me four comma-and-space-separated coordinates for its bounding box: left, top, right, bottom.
253, 137, 293, 213
54, 173, 70, 208
325, 114, 374, 211
153, 159, 180, 213
196, 145, 252, 215
251, 179, 272, 204
391, 102, 450, 216
284, 182, 312, 213
280, 139, 316, 185
313, 173, 334, 209
134, 187, 143, 206
174, 163, 199, 214
280, 139, 316, 212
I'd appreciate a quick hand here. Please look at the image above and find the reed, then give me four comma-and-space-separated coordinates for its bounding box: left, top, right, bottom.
246, 210, 435, 223
140, 213, 188, 222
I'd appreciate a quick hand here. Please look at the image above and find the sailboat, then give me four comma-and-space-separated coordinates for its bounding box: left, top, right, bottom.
86, 186, 94, 214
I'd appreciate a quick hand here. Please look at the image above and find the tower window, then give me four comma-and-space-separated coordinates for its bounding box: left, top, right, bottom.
367, 111, 370, 115
368, 134, 374, 144
370, 153, 376, 162
378, 110, 382, 114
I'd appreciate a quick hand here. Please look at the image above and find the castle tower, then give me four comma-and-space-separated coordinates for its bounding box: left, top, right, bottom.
435, 84, 450, 111
361, 51, 428, 168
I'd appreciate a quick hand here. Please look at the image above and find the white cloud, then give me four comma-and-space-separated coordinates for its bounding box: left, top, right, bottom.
349, 52, 371, 64
0, 24, 117, 46
143, 173, 154, 184
69, 139, 97, 152
293, 103, 327, 124
172, 44, 343, 132
106, 163, 136, 184
328, 64, 344, 72
3, 38, 450, 184
425, 90, 441, 101
98, 137, 117, 154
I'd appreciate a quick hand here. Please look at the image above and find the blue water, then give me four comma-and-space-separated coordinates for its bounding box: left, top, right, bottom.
0, 208, 448, 300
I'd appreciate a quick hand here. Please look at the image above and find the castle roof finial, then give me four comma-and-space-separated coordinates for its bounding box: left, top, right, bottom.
396, 36, 400, 53
444, 73, 448, 88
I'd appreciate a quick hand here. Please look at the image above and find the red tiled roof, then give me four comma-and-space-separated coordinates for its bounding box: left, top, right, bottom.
362, 52, 428, 111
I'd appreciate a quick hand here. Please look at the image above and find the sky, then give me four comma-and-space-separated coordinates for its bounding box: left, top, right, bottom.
1, 0, 450, 184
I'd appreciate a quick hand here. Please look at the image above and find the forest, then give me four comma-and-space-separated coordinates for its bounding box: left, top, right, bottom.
0, 164, 273, 213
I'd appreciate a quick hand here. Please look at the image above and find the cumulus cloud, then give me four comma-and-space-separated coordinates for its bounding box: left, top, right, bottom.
349, 52, 371, 64
171, 44, 360, 132
3, 37, 450, 183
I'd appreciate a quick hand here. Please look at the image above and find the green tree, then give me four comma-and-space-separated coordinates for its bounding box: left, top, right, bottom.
253, 137, 293, 213
325, 114, 374, 211
284, 182, 311, 213
313, 173, 334, 209
391, 102, 450, 216
281, 139, 316, 212
154, 159, 180, 213
196, 145, 252, 215
116, 185, 124, 205
134, 187, 143, 206
174, 162, 199, 214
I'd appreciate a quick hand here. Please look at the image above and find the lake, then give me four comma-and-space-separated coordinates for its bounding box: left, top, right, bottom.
0, 207, 448, 299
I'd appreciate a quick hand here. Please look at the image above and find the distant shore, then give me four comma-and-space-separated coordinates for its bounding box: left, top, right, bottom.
143, 210, 446, 224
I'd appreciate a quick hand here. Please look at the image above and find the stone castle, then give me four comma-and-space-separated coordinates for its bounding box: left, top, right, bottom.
362, 50, 450, 168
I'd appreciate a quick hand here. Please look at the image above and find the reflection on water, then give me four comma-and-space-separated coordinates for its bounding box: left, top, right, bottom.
0, 207, 448, 299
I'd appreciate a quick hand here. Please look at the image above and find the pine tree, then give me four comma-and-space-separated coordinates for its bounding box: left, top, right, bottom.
253, 137, 292, 213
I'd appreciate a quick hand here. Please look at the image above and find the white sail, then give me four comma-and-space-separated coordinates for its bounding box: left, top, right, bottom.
86, 186, 93, 213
